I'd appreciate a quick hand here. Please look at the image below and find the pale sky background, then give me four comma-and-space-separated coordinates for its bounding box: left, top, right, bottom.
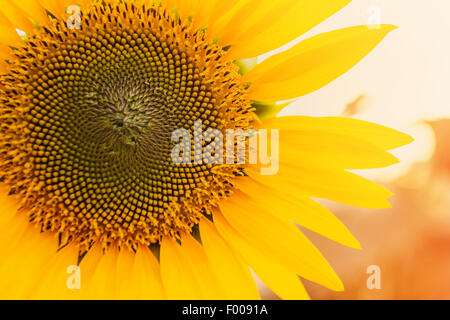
260, 0, 450, 180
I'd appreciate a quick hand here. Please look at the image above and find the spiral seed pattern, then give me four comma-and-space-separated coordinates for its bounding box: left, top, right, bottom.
0, 1, 253, 251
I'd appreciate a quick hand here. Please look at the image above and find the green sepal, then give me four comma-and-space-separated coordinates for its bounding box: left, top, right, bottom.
235, 58, 257, 75
252, 101, 291, 121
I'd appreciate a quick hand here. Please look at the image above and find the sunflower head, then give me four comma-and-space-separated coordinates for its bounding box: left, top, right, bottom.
0, 1, 253, 252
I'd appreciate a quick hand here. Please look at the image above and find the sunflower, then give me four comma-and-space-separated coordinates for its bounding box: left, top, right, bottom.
0, 0, 412, 300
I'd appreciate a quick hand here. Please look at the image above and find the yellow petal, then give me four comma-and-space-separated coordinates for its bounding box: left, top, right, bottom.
37, 0, 65, 18
247, 163, 393, 209
199, 218, 261, 299
178, 233, 225, 299
223, 0, 351, 60
254, 115, 402, 171
234, 177, 361, 249
0, 1, 35, 34
132, 246, 166, 299
276, 128, 400, 170
219, 192, 344, 291
217, 0, 286, 45
0, 199, 72, 299
73, 245, 163, 300
82, 245, 119, 299
213, 210, 310, 300
76, 244, 160, 300
173, 0, 214, 28
0, 11, 24, 48
78, 0, 92, 10
13, 0, 50, 26
31, 244, 81, 300
260, 115, 414, 151
169, 0, 239, 33
208, 0, 241, 23
204, 0, 242, 39
160, 236, 205, 299
244, 25, 397, 101
113, 247, 165, 300
115, 248, 139, 300
74, 243, 104, 298
0, 231, 59, 299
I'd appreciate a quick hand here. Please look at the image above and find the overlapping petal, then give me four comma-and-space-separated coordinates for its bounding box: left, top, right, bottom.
218, 192, 344, 291
220, 0, 351, 60
244, 25, 397, 101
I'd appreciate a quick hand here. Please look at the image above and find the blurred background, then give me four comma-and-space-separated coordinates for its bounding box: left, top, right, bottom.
258, 0, 450, 300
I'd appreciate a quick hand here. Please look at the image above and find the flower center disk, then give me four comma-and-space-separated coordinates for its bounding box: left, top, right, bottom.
0, 2, 252, 251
